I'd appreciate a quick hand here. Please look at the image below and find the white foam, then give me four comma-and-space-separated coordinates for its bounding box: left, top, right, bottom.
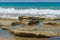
0, 7, 60, 19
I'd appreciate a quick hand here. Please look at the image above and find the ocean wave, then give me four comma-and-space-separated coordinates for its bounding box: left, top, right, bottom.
0, 7, 60, 19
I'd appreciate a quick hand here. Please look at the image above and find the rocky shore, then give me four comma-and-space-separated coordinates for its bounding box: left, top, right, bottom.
0, 16, 60, 38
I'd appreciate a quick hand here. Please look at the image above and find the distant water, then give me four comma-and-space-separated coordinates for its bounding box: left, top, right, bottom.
0, 2, 60, 19
0, 2, 60, 9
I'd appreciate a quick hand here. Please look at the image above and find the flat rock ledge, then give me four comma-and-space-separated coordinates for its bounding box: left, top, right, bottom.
1, 26, 60, 38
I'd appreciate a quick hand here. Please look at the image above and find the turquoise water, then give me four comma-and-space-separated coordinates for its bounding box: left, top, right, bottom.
0, 2, 60, 19
0, 2, 60, 9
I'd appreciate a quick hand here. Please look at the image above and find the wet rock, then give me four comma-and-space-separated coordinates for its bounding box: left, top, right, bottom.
44, 21, 58, 25
18, 16, 45, 25
18, 16, 23, 21
28, 20, 39, 25
10, 29, 50, 38
28, 17, 45, 20
45, 18, 56, 21
2, 25, 60, 38
11, 22, 21, 26
14, 32, 50, 38
7, 27, 60, 38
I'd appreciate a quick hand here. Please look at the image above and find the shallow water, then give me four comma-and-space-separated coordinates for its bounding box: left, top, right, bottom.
0, 28, 15, 40
12, 24, 24, 29
48, 36, 60, 40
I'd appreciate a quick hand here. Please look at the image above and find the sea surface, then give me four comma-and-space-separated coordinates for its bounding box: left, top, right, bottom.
0, 2, 60, 40
0, 2, 60, 19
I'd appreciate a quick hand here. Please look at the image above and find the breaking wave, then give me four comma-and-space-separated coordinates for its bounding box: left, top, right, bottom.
0, 7, 60, 19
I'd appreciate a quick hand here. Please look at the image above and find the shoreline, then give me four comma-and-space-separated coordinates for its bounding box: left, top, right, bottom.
0, 16, 60, 39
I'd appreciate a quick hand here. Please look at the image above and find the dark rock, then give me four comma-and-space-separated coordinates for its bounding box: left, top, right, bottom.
11, 22, 21, 26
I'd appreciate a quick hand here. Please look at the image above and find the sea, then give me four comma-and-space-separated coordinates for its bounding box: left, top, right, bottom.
0, 2, 60, 40
0, 2, 60, 19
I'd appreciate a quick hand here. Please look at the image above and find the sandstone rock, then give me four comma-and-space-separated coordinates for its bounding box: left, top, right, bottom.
28, 20, 39, 25
44, 21, 58, 25
2, 25, 60, 38
9, 28, 60, 38
11, 21, 21, 26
